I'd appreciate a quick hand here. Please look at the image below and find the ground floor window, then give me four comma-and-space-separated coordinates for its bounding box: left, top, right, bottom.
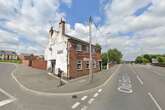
76, 60, 82, 70
85, 61, 89, 69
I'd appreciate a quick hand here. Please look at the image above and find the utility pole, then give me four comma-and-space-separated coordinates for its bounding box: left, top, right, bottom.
107, 51, 110, 69
89, 16, 93, 82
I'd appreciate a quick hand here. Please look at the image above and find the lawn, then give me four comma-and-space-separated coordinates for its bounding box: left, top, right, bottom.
0, 60, 21, 64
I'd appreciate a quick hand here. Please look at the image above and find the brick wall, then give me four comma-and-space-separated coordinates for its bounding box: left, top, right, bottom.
31, 59, 47, 70
68, 40, 101, 79
22, 60, 30, 66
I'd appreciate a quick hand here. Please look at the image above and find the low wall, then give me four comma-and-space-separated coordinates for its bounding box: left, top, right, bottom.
31, 59, 47, 70
22, 60, 30, 66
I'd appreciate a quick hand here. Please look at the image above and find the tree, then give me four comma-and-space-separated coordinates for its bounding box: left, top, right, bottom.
142, 57, 150, 64
101, 48, 123, 69
101, 52, 108, 66
107, 48, 123, 64
95, 43, 101, 49
135, 54, 165, 64
135, 56, 149, 64
135, 56, 143, 64
157, 56, 165, 64
143, 54, 152, 62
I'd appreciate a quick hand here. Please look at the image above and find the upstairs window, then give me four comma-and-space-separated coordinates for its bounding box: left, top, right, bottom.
85, 46, 89, 52
76, 44, 82, 51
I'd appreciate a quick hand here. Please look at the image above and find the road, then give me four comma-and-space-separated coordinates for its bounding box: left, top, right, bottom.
0, 63, 165, 110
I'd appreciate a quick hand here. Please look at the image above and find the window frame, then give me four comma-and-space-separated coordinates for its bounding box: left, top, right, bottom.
76, 60, 83, 70
76, 44, 82, 51
85, 46, 89, 52
85, 61, 89, 69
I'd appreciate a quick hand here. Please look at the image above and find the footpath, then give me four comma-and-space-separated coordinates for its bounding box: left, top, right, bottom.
12, 64, 119, 94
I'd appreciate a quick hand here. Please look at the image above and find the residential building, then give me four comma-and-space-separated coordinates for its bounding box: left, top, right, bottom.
0, 50, 18, 60
45, 19, 102, 79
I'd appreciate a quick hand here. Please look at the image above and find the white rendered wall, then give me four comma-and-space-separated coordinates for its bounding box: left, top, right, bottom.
45, 32, 68, 77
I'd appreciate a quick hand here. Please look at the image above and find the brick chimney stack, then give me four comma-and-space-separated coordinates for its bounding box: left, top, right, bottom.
59, 18, 65, 35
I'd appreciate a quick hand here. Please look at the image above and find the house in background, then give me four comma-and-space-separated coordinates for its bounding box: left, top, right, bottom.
0, 50, 18, 60
45, 19, 102, 79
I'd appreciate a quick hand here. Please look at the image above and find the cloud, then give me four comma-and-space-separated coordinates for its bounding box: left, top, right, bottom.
0, 0, 70, 54
97, 0, 165, 60
65, 0, 165, 60
0, 0, 165, 61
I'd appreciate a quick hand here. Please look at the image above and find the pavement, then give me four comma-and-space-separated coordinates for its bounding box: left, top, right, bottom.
0, 63, 165, 110
13, 64, 119, 94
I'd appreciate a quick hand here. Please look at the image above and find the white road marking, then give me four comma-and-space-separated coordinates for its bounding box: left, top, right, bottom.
93, 93, 99, 97
88, 98, 95, 104
118, 73, 133, 94
0, 88, 16, 107
148, 92, 162, 110
0, 99, 15, 107
81, 96, 88, 101
117, 87, 133, 94
81, 105, 88, 110
11, 64, 121, 96
72, 102, 80, 109
137, 75, 143, 85
98, 89, 102, 93
0, 88, 15, 99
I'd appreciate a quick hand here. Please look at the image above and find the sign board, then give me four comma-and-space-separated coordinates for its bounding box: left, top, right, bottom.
57, 50, 63, 54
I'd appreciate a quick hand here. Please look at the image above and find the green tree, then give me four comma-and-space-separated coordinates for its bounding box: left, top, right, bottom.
101, 52, 108, 68
101, 48, 123, 68
95, 43, 101, 49
135, 56, 143, 64
107, 48, 123, 64
142, 57, 150, 64
157, 56, 165, 64
143, 54, 152, 63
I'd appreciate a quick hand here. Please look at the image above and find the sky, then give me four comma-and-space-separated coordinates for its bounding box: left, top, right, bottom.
0, 0, 165, 61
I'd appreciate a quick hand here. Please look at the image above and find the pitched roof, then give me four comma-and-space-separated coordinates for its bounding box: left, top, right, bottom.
0, 50, 17, 55
64, 34, 99, 48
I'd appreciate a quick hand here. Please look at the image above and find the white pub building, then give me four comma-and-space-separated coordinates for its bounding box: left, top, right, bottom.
45, 19, 102, 79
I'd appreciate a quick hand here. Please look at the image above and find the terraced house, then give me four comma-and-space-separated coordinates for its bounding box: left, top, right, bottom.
45, 19, 102, 79
0, 50, 18, 60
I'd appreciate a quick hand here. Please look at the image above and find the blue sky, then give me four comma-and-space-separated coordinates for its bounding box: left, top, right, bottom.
60, 0, 105, 26
0, 0, 165, 60
133, 2, 152, 16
